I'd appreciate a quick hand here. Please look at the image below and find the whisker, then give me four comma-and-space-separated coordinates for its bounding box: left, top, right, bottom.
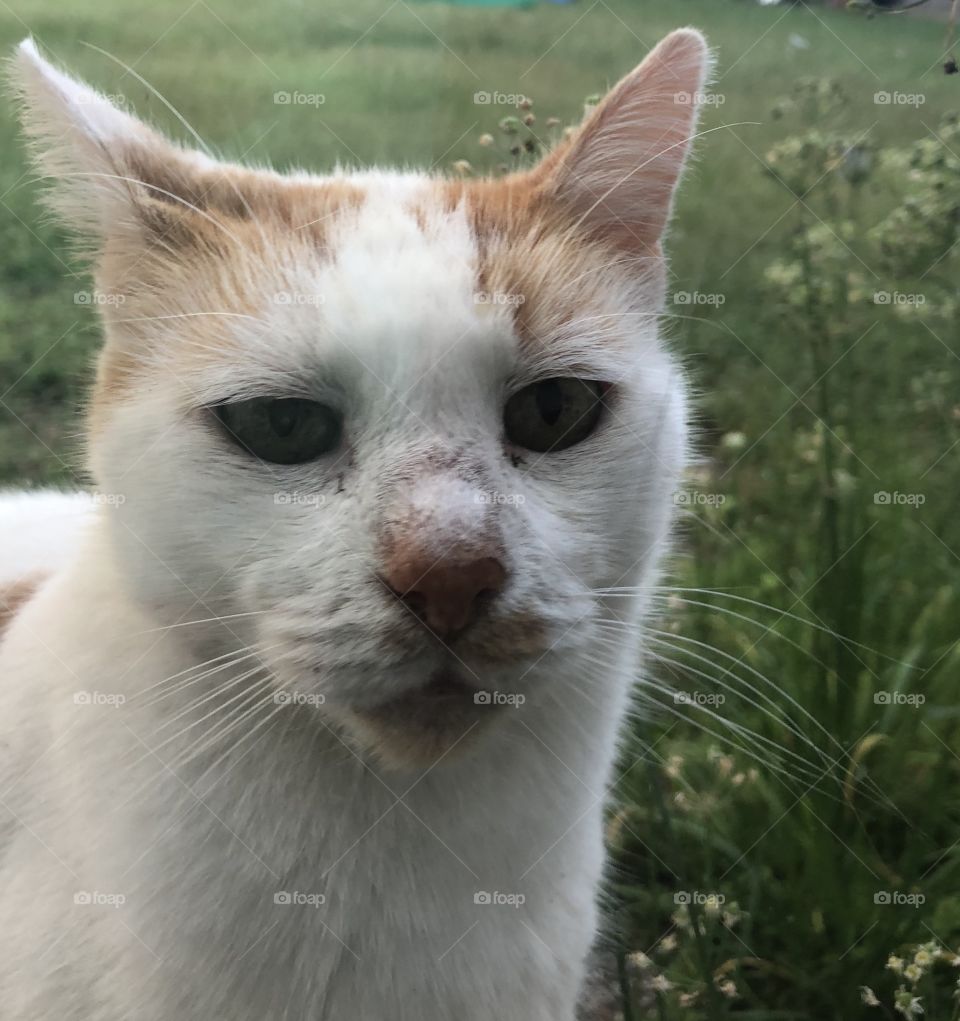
608, 621, 831, 751
165, 681, 279, 776
193, 700, 292, 797
583, 633, 896, 812
646, 587, 911, 667
642, 628, 892, 801
155, 664, 272, 732
135, 646, 277, 709
639, 647, 848, 786
135, 611, 270, 636
132, 645, 261, 703
114, 677, 277, 814
154, 665, 271, 739
622, 688, 863, 809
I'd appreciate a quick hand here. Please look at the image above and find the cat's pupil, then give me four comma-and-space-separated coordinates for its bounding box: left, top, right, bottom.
269, 402, 299, 438
536, 380, 564, 426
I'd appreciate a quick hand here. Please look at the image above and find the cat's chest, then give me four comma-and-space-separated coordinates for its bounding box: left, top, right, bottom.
106, 728, 599, 1020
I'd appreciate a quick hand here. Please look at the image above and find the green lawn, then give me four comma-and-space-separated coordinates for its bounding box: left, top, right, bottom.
1, 1, 959, 1018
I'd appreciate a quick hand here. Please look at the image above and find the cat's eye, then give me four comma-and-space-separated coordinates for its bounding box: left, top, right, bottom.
213, 397, 342, 465
504, 378, 606, 453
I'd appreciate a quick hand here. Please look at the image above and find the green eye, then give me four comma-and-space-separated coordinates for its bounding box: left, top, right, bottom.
504, 378, 606, 453
213, 397, 342, 465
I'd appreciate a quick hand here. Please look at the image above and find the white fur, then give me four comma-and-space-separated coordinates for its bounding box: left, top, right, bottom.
0, 32, 707, 1020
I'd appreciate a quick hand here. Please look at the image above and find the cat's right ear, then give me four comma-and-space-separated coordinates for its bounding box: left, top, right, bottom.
533, 29, 712, 256
7, 38, 233, 250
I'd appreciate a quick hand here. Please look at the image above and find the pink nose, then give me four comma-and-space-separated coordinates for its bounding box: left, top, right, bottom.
382, 546, 507, 638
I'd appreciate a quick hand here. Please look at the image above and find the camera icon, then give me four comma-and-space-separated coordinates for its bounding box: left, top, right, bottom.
874, 692, 892, 705
673, 91, 691, 105
874, 491, 891, 505
673, 291, 691, 305
73, 691, 92, 705
274, 91, 291, 105
874, 891, 891, 905
474, 691, 492, 705
274, 891, 292, 905
873, 291, 891, 305
73, 891, 92, 905
874, 91, 891, 105
474, 91, 491, 105
73, 291, 92, 305
474, 891, 492, 905
673, 891, 691, 905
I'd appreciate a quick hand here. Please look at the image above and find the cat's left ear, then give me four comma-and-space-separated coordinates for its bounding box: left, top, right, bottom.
537, 29, 712, 254
7, 38, 242, 249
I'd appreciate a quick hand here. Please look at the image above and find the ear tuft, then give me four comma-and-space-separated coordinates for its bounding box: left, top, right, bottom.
541, 28, 713, 255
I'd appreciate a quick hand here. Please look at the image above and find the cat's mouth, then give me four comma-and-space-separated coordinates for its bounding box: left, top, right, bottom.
344, 665, 512, 769
415, 666, 481, 701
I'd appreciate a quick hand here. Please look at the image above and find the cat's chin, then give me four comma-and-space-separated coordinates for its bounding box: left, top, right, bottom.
341, 667, 506, 771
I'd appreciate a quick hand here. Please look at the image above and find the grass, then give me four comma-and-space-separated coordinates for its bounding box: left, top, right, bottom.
1, 0, 959, 1017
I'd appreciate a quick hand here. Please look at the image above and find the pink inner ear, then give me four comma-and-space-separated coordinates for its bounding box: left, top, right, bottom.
542, 29, 709, 254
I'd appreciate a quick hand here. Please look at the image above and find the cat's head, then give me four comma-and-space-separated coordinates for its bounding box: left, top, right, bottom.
10, 32, 709, 768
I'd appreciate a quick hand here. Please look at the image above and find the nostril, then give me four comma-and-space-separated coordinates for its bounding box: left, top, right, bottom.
474, 587, 500, 609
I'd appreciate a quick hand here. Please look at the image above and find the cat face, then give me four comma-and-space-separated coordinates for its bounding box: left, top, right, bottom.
11, 32, 709, 767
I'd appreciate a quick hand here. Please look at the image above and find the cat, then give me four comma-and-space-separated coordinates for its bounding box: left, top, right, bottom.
0, 28, 709, 1021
